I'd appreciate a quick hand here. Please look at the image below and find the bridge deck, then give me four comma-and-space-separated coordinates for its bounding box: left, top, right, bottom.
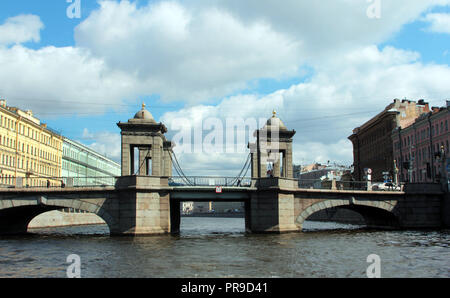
0, 186, 406, 195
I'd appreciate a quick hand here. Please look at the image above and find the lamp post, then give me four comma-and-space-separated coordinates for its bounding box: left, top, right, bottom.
393, 159, 399, 186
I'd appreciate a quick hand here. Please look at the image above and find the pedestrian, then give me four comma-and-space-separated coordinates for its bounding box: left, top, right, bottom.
47, 180, 50, 188
61, 180, 65, 188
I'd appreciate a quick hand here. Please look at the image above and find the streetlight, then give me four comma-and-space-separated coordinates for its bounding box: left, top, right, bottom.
393, 159, 399, 186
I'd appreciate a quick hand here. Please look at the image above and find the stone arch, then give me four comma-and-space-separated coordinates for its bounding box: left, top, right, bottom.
0, 196, 116, 235
296, 199, 399, 229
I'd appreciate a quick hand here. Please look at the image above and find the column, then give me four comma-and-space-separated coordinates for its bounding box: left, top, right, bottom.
251, 152, 258, 179
273, 153, 281, 177
163, 149, 173, 177
121, 142, 131, 176
285, 143, 293, 178
152, 144, 162, 176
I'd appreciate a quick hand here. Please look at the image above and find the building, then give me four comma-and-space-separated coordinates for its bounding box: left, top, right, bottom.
0, 99, 63, 187
349, 99, 430, 182
190, 201, 244, 214
62, 137, 121, 187
392, 101, 450, 183
294, 163, 352, 189
181, 202, 194, 214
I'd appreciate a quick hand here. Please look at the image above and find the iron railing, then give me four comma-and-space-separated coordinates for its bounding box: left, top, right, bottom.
169, 176, 252, 187
0, 176, 404, 191
0, 176, 118, 189
297, 178, 404, 191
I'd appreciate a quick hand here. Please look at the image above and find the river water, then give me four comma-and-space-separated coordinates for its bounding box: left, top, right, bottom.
0, 218, 448, 278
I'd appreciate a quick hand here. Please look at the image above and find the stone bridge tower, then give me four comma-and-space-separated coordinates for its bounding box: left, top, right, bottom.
117, 103, 173, 177
114, 104, 174, 235
247, 111, 298, 233
249, 111, 296, 179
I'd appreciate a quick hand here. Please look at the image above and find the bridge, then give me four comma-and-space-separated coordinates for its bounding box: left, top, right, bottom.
0, 105, 449, 235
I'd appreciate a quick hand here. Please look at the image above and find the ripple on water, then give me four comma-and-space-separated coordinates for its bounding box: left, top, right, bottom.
0, 219, 449, 278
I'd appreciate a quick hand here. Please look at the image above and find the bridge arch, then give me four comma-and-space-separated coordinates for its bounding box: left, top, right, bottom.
0, 196, 116, 235
296, 199, 399, 230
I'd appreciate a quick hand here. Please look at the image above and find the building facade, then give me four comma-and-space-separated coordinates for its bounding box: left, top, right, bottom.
62, 138, 121, 187
392, 102, 450, 183
349, 99, 430, 182
294, 163, 353, 189
0, 100, 63, 188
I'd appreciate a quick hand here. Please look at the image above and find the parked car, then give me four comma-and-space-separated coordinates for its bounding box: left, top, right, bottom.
371, 182, 401, 191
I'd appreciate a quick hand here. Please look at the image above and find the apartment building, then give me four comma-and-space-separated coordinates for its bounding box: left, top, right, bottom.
0, 99, 63, 187
349, 99, 430, 182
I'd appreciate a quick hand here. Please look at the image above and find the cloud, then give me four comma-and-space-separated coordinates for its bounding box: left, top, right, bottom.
2, 0, 449, 115
0, 44, 138, 116
213, 0, 450, 62
0, 14, 44, 45
74, 0, 302, 104
423, 12, 450, 34
81, 129, 121, 162
160, 45, 450, 174
2, 1, 450, 176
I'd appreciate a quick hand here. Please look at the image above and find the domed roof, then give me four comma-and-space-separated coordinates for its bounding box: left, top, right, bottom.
264, 110, 287, 131
133, 103, 156, 123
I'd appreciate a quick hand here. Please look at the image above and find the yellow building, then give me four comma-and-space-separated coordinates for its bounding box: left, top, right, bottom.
0, 99, 63, 187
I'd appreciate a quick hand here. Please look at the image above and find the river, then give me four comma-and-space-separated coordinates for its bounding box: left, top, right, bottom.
0, 217, 448, 278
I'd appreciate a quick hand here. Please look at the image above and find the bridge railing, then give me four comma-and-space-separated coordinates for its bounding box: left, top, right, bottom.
0, 176, 118, 189
296, 178, 404, 191
0, 175, 404, 191
169, 176, 253, 187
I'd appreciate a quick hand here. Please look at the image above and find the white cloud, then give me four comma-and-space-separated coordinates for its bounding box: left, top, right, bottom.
160, 45, 450, 174
213, 0, 450, 62
0, 14, 44, 45
81, 129, 121, 162
74, 0, 302, 103
1, 1, 450, 175
423, 12, 450, 34
0, 45, 137, 116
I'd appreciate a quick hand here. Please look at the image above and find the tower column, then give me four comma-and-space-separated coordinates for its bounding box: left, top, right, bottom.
273, 152, 281, 177
151, 144, 162, 177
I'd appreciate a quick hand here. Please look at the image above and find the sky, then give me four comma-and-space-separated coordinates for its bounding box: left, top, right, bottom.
0, 0, 450, 176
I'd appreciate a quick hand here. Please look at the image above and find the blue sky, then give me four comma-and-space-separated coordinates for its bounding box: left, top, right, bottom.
0, 0, 449, 175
